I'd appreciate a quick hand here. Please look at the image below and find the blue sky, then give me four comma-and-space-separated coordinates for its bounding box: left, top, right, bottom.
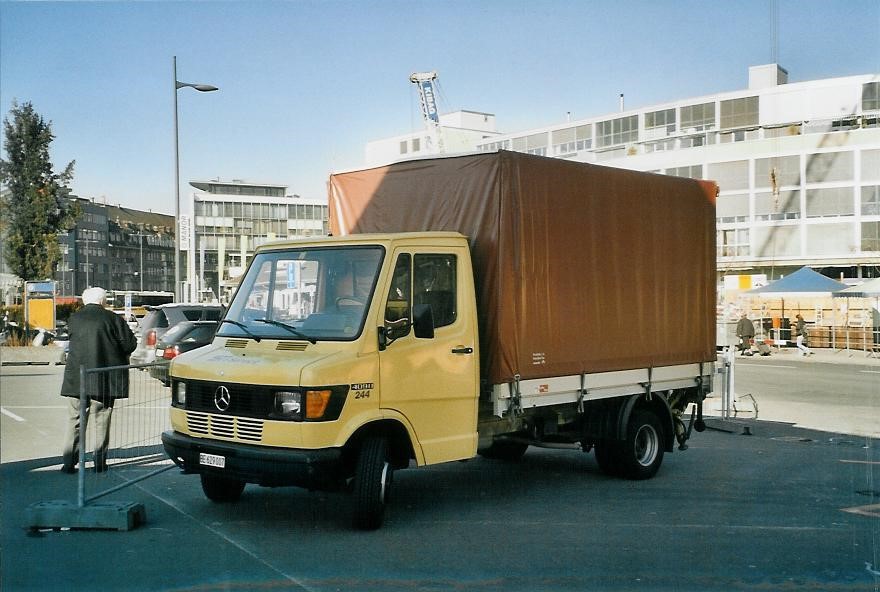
2, 0, 878, 215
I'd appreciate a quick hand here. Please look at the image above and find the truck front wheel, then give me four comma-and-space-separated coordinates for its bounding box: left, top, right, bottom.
618, 410, 664, 480
353, 437, 393, 530
200, 473, 245, 502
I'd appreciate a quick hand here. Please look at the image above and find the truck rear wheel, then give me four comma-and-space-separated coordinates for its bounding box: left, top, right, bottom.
200, 473, 245, 502
618, 410, 664, 480
353, 437, 393, 530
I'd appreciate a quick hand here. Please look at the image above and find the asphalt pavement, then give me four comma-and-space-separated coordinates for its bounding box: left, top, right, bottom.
1, 347, 878, 591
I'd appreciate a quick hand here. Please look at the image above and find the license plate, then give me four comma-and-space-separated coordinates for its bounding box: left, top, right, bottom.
199, 453, 226, 468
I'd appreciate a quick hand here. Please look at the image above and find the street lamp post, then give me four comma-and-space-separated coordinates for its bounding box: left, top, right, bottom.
173, 55, 218, 302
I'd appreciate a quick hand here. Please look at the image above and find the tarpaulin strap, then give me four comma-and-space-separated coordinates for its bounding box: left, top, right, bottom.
508, 374, 522, 416
642, 366, 653, 401
577, 373, 587, 413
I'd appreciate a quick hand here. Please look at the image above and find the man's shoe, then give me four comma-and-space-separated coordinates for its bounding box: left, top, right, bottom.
60, 465, 76, 474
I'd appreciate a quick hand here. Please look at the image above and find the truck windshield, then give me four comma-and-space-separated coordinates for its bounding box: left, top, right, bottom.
218, 246, 384, 342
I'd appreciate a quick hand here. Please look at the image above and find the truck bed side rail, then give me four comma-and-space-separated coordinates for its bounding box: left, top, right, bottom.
491, 363, 714, 417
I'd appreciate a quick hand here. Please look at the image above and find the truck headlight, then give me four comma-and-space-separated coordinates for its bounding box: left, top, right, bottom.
175, 382, 186, 406
275, 391, 302, 419
271, 385, 348, 421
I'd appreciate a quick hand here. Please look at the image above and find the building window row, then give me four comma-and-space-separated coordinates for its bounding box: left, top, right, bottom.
719, 222, 880, 258
720, 96, 759, 130
479, 140, 511, 152
717, 185, 880, 223
700, 150, 877, 195
76, 229, 105, 242
864, 221, 880, 251
399, 137, 426, 155
81, 212, 107, 225
595, 115, 638, 148
204, 184, 285, 197
863, 81, 880, 111
645, 108, 676, 134
483, 82, 879, 156
195, 201, 327, 221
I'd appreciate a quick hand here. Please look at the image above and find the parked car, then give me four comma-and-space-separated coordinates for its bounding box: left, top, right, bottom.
149, 320, 219, 385
131, 303, 223, 366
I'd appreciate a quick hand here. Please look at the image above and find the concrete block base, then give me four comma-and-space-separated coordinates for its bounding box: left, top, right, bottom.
25, 500, 145, 531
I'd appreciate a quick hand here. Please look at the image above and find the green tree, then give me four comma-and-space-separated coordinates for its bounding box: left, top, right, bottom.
0, 100, 78, 281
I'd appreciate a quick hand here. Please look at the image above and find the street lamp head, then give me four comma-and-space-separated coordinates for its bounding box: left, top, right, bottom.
176, 81, 219, 93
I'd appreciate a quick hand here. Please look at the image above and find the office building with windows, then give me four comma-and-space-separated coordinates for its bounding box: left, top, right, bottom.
187, 180, 329, 303
55, 198, 176, 297
367, 64, 880, 280
365, 110, 500, 166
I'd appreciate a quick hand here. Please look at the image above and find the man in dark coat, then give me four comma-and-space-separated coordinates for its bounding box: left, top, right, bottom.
60, 287, 137, 473
735, 312, 755, 356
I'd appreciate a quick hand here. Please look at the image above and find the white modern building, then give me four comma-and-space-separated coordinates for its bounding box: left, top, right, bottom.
366, 64, 880, 280
366, 110, 500, 166
186, 180, 328, 303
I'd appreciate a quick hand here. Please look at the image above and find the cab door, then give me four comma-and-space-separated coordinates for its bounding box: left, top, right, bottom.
378, 245, 479, 464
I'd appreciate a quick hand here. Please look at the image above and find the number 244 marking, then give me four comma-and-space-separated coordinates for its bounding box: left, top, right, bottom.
354, 390, 371, 399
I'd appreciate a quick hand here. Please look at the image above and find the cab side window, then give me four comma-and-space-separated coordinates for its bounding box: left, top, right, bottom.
384, 254, 411, 338
414, 254, 457, 328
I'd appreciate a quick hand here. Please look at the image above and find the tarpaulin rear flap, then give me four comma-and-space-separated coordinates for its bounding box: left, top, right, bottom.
329, 151, 716, 385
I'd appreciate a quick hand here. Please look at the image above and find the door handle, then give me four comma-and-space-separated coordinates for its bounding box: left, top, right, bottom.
451, 346, 474, 355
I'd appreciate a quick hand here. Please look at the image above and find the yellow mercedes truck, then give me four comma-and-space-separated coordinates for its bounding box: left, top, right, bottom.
162, 151, 718, 529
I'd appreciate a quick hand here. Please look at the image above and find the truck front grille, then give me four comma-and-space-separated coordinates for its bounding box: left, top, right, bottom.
184, 380, 276, 418
186, 411, 264, 442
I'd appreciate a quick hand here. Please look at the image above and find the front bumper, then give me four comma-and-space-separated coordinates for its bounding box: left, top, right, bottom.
161, 430, 345, 490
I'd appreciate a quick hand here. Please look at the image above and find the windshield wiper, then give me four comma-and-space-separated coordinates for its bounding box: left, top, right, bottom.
254, 318, 317, 344
217, 319, 262, 343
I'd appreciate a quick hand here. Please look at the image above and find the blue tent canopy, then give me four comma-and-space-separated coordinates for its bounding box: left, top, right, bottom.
747, 266, 847, 295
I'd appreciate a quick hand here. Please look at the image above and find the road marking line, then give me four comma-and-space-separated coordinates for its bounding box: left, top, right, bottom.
738, 363, 796, 369
859, 370, 880, 374
144, 487, 318, 591
841, 503, 880, 518
1, 407, 25, 422
1, 406, 67, 409
839, 460, 880, 465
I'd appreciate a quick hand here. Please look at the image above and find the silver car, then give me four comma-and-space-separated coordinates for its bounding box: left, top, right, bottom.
130, 303, 223, 366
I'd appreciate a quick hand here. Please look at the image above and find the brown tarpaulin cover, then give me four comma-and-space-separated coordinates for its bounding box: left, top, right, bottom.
329, 151, 717, 384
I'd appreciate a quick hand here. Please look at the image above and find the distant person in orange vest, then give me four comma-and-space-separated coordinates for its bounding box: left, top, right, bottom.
735, 312, 755, 356
59, 287, 137, 473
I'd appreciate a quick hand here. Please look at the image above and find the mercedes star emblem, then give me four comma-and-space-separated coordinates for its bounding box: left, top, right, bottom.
214, 386, 231, 412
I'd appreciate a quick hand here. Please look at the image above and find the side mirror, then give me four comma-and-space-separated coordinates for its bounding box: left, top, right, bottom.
378, 317, 410, 351
378, 326, 388, 351
412, 304, 435, 339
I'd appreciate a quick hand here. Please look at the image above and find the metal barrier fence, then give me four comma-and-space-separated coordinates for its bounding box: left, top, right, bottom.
75, 362, 173, 505
718, 320, 880, 357
714, 346, 758, 424
26, 361, 172, 531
